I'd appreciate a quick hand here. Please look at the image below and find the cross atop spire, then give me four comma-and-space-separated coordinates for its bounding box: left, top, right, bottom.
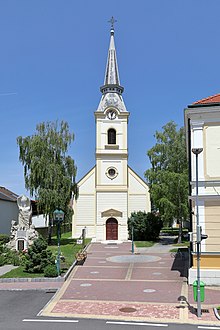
108, 16, 117, 30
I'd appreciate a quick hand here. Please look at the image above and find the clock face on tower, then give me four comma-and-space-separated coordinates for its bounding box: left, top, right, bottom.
107, 109, 117, 120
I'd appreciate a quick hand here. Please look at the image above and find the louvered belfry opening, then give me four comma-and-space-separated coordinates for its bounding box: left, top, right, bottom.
108, 128, 116, 144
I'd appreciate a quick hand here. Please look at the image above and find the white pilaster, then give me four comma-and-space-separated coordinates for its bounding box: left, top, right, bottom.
191, 121, 205, 195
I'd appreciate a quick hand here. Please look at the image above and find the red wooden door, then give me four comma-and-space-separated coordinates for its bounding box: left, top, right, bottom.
106, 218, 118, 240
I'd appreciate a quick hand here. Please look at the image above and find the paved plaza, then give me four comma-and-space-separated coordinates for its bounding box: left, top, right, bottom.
40, 241, 220, 324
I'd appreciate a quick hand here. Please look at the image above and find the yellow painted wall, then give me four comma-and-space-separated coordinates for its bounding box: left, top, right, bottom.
192, 254, 220, 268
205, 201, 220, 252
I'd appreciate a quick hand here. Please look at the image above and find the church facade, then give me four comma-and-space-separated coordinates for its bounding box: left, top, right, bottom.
72, 25, 151, 241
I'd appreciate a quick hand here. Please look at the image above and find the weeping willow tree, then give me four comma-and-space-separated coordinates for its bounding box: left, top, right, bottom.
17, 121, 77, 243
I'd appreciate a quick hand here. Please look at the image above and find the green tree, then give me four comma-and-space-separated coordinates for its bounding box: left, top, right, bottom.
128, 211, 163, 241
24, 237, 55, 273
145, 121, 189, 243
17, 121, 77, 243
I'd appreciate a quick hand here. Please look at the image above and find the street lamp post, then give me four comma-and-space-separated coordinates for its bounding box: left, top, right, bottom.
53, 209, 64, 276
131, 216, 134, 254
192, 147, 203, 318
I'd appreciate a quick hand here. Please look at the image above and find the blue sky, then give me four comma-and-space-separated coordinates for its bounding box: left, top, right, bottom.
1, 0, 220, 195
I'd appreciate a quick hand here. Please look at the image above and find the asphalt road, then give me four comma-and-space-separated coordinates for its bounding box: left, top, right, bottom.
0, 291, 218, 330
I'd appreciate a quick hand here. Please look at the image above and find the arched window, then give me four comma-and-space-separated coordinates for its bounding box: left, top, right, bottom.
108, 128, 116, 144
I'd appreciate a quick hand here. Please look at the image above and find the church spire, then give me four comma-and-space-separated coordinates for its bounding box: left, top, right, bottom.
100, 17, 124, 95
97, 18, 127, 113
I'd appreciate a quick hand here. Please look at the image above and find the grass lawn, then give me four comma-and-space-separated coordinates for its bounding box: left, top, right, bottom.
0, 232, 91, 278
134, 241, 155, 248
0, 267, 42, 278
173, 242, 190, 247
171, 240, 190, 250
170, 244, 189, 253
48, 236, 91, 268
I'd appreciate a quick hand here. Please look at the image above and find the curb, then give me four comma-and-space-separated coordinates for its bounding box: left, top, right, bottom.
63, 260, 77, 280
0, 276, 65, 283
0, 260, 77, 283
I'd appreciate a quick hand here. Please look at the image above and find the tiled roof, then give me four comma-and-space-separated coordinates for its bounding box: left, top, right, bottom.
0, 186, 18, 202
193, 93, 220, 105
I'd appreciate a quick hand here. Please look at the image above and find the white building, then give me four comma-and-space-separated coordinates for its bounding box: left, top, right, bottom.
0, 186, 19, 234
185, 94, 220, 285
32, 214, 49, 228
72, 24, 151, 241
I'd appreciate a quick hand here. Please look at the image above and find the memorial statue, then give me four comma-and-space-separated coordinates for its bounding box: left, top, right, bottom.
9, 220, 19, 240
27, 224, 39, 241
7, 195, 39, 251
17, 194, 32, 229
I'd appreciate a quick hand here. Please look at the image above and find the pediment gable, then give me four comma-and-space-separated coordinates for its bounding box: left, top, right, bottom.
101, 208, 122, 217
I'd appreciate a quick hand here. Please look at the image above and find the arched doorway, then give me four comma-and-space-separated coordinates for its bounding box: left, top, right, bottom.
106, 218, 118, 240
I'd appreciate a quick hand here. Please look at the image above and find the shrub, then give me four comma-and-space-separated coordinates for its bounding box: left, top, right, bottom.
44, 264, 57, 277
0, 234, 10, 244
0, 255, 5, 266
0, 246, 22, 266
4, 249, 17, 265
11, 253, 20, 266
128, 211, 163, 241
24, 237, 55, 273
161, 227, 188, 235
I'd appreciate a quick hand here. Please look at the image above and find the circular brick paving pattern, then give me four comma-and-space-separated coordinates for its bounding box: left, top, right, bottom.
143, 289, 156, 293
107, 255, 161, 263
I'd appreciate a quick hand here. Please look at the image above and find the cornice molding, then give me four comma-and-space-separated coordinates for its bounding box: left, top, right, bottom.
101, 208, 122, 217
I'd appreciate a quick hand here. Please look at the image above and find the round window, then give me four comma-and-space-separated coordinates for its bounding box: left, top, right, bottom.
108, 168, 116, 177
106, 167, 118, 180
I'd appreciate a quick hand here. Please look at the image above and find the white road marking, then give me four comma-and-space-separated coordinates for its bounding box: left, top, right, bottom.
106, 321, 168, 326
198, 327, 220, 330
23, 319, 79, 323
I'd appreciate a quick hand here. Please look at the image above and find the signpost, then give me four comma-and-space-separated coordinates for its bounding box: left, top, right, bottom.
53, 209, 64, 276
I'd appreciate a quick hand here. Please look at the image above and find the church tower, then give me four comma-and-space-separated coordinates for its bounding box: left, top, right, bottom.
94, 21, 129, 240
72, 20, 151, 241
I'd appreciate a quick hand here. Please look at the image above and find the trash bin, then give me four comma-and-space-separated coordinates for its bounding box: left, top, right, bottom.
193, 280, 205, 302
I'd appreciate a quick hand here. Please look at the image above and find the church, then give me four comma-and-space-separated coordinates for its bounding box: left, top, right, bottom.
72, 22, 151, 241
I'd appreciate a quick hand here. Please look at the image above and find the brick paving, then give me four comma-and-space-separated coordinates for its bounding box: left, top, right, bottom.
40, 241, 220, 324
52, 300, 180, 321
